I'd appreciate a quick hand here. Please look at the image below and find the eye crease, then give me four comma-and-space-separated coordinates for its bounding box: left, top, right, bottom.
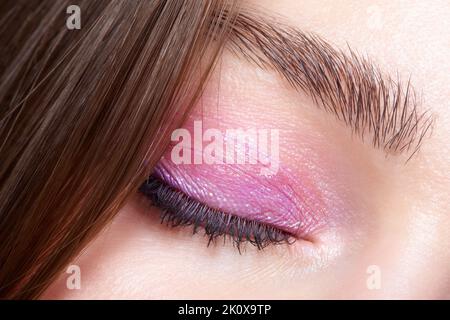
139, 175, 295, 252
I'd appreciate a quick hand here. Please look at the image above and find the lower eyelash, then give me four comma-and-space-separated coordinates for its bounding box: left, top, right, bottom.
139, 176, 295, 252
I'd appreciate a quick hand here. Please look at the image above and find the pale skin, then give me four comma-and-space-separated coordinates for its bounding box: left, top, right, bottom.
43, 0, 450, 299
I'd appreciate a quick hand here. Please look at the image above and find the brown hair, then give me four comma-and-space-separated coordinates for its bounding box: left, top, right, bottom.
0, 0, 238, 299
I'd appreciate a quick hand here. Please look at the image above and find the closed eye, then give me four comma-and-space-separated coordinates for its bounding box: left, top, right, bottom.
139, 175, 295, 253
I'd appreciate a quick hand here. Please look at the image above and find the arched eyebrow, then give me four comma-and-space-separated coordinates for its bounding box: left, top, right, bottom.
223, 11, 433, 160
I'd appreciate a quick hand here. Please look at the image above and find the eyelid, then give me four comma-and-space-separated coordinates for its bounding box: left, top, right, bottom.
139, 175, 294, 251
152, 157, 326, 239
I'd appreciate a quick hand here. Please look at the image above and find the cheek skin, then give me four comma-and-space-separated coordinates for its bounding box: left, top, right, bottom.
42, 195, 348, 299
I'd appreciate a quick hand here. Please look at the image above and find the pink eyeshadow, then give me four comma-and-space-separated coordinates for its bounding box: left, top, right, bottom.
154, 157, 327, 237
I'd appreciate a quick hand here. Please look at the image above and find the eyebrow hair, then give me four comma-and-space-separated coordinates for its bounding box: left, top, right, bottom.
224, 11, 434, 160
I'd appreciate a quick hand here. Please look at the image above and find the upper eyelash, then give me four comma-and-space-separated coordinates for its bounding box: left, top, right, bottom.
139, 175, 295, 253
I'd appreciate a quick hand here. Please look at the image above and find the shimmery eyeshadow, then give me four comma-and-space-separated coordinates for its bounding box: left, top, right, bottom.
154, 156, 326, 237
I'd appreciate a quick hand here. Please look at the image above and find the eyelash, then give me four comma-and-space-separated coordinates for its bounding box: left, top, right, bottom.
139, 176, 295, 252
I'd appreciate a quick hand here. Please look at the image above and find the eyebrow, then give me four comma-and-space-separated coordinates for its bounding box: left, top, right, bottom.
223, 11, 433, 160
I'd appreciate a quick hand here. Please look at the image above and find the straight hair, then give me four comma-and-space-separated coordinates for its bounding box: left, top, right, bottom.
0, 0, 238, 299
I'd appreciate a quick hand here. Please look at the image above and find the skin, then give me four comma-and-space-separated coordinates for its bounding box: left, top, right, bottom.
43, 0, 450, 299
